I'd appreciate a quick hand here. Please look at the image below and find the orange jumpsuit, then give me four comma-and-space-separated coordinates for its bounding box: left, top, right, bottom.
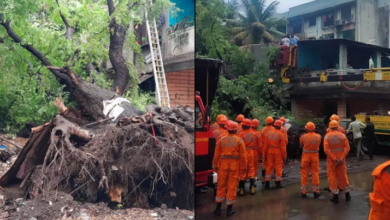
213, 134, 247, 205
263, 129, 286, 182
324, 130, 350, 195
236, 123, 242, 135
369, 160, 390, 220
326, 126, 345, 188
239, 129, 256, 180
260, 126, 275, 173
299, 132, 321, 194
280, 126, 288, 144
213, 127, 228, 140
251, 129, 262, 178
211, 122, 219, 131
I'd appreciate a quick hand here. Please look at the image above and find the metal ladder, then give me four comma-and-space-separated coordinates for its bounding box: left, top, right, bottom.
145, 9, 170, 108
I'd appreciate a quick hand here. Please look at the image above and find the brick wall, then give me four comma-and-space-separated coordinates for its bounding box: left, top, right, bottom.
295, 99, 325, 119
166, 69, 194, 108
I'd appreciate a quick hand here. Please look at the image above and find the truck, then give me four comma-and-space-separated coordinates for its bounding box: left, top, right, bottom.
338, 115, 390, 156
195, 58, 224, 192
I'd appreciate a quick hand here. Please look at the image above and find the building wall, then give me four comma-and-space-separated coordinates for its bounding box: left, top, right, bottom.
356, 0, 378, 45
166, 69, 195, 108
293, 98, 390, 119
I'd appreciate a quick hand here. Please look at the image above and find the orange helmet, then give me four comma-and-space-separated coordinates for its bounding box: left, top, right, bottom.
330, 114, 340, 122
280, 117, 286, 124
226, 121, 238, 131
219, 117, 228, 125
242, 119, 252, 127
265, 116, 274, 124
305, 122, 315, 131
251, 119, 259, 128
236, 114, 244, 122
216, 114, 225, 122
274, 120, 282, 127
329, 120, 339, 129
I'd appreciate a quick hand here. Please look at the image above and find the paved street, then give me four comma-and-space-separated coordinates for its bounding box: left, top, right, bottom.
196, 156, 389, 220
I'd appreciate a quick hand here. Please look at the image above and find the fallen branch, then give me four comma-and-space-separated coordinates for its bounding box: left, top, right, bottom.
0, 137, 23, 150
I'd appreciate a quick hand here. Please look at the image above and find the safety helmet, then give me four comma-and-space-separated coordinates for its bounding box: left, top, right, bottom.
280, 117, 286, 124
265, 116, 274, 124
305, 122, 315, 131
219, 117, 228, 125
242, 119, 252, 127
216, 114, 225, 123
236, 114, 244, 122
330, 114, 340, 122
251, 119, 259, 127
329, 120, 339, 129
274, 120, 283, 127
226, 121, 238, 131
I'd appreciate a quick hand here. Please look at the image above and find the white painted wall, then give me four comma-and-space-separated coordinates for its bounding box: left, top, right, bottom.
166, 26, 195, 58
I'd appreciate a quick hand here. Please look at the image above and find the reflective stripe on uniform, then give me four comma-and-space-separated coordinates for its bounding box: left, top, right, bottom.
303, 150, 318, 153
215, 196, 225, 201
343, 186, 350, 192
330, 148, 344, 152
265, 175, 272, 178
275, 176, 282, 181
268, 145, 280, 148
301, 185, 308, 191
221, 155, 239, 159
331, 188, 339, 194
226, 199, 235, 205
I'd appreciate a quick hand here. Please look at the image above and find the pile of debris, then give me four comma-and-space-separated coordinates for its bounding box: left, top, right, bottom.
0, 99, 195, 218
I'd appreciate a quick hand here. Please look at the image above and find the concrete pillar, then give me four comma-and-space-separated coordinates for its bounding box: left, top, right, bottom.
291, 99, 298, 119
337, 98, 347, 119
339, 43, 348, 69
376, 51, 382, 68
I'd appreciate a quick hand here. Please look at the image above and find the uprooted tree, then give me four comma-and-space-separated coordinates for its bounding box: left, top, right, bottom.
0, 0, 194, 209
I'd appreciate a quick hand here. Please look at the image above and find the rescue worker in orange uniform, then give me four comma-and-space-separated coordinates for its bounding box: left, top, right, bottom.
263, 120, 287, 189
213, 117, 228, 140
324, 114, 345, 192
211, 114, 226, 131
236, 114, 244, 135
238, 119, 257, 195
251, 119, 261, 182
324, 120, 351, 204
279, 117, 288, 144
368, 160, 390, 220
299, 122, 321, 198
213, 121, 247, 216
260, 116, 275, 184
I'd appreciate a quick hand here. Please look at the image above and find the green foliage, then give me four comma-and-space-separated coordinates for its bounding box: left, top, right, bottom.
0, 0, 171, 132
224, 45, 255, 77
267, 45, 280, 63
123, 88, 156, 112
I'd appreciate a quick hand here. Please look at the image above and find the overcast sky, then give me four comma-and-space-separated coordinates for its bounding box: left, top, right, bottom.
276, 0, 315, 13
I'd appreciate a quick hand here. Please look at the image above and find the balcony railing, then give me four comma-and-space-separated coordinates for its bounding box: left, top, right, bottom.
334, 14, 355, 26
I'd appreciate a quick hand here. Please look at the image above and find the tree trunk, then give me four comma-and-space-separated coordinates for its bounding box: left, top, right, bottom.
0, 14, 143, 121
107, 0, 131, 96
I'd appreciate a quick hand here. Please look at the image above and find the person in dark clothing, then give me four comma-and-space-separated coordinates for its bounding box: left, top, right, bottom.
364, 117, 375, 160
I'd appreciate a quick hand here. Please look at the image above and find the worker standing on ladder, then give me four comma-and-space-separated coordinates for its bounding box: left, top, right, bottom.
213, 121, 247, 216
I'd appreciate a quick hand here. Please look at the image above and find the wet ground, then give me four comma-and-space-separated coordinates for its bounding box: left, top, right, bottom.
196, 156, 389, 220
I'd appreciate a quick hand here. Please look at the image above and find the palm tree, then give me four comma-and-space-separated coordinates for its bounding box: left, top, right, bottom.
227, 0, 287, 46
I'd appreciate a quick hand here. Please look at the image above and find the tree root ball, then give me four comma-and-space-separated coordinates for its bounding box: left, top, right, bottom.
21, 105, 194, 210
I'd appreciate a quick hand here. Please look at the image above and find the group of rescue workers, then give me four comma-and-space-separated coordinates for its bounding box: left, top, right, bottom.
210, 114, 352, 216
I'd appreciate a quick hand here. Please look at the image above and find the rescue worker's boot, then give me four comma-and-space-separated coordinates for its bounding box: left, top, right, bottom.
275, 181, 284, 189
249, 178, 256, 195
330, 194, 339, 204
238, 180, 245, 196
214, 203, 222, 216
227, 204, 236, 216
314, 192, 321, 198
301, 193, 307, 198
345, 192, 351, 202
261, 170, 266, 184
265, 181, 270, 189
324, 186, 331, 192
